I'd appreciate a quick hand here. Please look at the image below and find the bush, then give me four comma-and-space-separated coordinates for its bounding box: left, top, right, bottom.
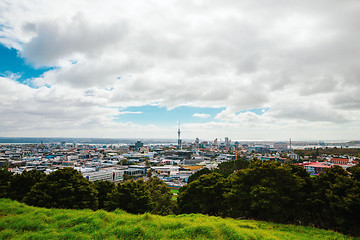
24, 168, 98, 210
227, 160, 312, 223
8, 170, 46, 202
178, 173, 229, 216
106, 179, 152, 214
0, 168, 12, 198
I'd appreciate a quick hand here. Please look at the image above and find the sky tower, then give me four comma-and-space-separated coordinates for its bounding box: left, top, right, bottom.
177, 121, 182, 150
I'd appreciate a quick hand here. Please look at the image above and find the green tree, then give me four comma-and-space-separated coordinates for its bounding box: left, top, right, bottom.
147, 169, 153, 178
120, 159, 129, 165
187, 168, 212, 183
347, 172, 360, 236
227, 160, 311, 223
145, 159, 150, 167
178, 173, 229, 216
9, 170, 46, 202
216, 158, 249, 177
106, 179, 152, 214
0, 168, 12, 198
123, 174, 131, 181
311, 166, 360, 235
94, 180, 116, 210
24, 168, 98, 210
349, 165, 360, 181
146, 177, 176, 215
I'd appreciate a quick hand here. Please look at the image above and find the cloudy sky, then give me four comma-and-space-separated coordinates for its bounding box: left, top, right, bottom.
0, 0, 359, 141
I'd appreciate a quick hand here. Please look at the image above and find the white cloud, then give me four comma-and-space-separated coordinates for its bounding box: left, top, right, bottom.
21, 14, 127, 67
193, 113, 211, 119
117, 111, 142, 115
0, 77, 174, 138
0, 0, 360, 139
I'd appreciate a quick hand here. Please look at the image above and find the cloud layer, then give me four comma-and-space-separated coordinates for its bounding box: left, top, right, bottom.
193, 113, 211, 119
0, 0, 360, 140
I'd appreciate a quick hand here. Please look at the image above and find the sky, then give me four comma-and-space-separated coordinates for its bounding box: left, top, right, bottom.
0, 0, 359, 141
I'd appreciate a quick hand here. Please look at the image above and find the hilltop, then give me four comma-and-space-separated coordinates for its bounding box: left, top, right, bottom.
0, 199, 355, 240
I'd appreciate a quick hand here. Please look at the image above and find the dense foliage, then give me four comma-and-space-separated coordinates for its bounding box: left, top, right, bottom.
187, 158, 249, 183
2, 160, 360, 236
216, 158, 249, 177
146, 177, 177, 215
105, 177, 177, 215
226, 161, 312, 223
178, 173, 229, 215
294, 148, 360, 158
94, 180, 116, 209
310, 166, 360, 235
106, 179, 152, 213
8, 170, 46, 202
187, 167, 212, 183
24, 168, 98, 210
0, 168, 12, 198
1, 168, 175, 215
178, 160, 360, 236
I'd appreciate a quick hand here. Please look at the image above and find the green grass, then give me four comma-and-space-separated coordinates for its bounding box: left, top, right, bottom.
171, 189, 179, 200
170, 189, 179, 194
0, 198, 356, 240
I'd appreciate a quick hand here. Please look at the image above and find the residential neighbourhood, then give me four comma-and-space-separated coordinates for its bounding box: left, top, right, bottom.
1, 138, 359, 188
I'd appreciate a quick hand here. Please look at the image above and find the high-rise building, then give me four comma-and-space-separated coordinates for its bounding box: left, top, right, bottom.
213, 138, 218, 146
135, 141, 143, 151
225, 137, 230, 147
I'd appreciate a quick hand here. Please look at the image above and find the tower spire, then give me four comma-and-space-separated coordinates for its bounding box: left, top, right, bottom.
177, 121, 182, 150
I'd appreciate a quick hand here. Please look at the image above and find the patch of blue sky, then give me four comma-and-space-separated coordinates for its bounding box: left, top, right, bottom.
0, 24, 11, 31
69, 59, 78, 65
113, 105, 225, 126
0, 44, 54, 86
105, 87, 114, 91
112, 105, 270, 125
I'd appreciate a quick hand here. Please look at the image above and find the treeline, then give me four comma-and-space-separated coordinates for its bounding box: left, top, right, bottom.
0, 168, 176, 215
179, 159, 360, 236
187, 158, 249, 183
1, 159, 360, 236
294, 147, 360, 158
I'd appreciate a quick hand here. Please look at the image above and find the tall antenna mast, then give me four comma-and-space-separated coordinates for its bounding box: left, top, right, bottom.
177, 121, 182, 150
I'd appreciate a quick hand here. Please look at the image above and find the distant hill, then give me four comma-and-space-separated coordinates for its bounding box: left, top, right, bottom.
0, 199, 354, 240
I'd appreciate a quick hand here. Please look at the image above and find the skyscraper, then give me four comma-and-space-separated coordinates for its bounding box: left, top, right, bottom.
225, 137, 230, 147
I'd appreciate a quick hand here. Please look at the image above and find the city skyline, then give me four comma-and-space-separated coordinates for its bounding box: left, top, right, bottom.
1, 1, 360, 140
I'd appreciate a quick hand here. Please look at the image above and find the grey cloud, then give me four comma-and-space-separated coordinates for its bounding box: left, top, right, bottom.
21, 14, 127, 67
299, 76, 338, 96
270, 104, 348, 124
136, 31, 191, 59
331, 89, 360, 110
1, 0, 360, 138
0, 78, 115, 134
22, 22, 36, 33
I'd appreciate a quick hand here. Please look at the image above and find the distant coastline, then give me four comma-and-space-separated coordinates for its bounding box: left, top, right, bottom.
0, 137, 358, 147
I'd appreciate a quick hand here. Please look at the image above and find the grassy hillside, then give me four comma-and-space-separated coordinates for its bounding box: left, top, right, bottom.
0, 199, 355, 240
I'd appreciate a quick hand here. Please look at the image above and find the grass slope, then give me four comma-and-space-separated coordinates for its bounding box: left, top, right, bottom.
0, 199, 355, 240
